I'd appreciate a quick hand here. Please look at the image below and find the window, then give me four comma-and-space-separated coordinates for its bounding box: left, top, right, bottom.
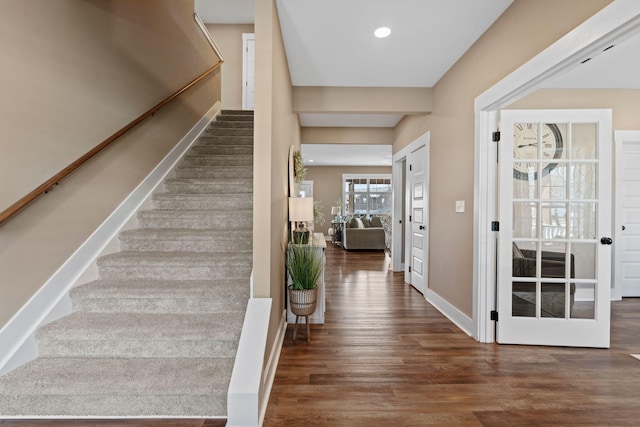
343, 174, 392, 216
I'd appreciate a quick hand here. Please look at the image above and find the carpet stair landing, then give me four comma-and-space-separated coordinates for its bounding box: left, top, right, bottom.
0, 109, 254, 418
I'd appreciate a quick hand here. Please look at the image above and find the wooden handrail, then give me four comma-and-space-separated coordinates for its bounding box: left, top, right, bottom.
0, 60, 223, 227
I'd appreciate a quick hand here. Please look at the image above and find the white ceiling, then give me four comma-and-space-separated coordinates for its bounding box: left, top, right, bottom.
541, 31, 640, 89
195, 0, 254, 24
275, 0, 514, 87
301, 144, 392, 167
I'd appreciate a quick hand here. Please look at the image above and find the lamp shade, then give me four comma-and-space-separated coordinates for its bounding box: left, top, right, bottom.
331, 206, 340, 215
288, 197, 314, 222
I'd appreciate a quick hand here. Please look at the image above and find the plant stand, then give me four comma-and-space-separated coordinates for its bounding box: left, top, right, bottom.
288, 287, 318, 342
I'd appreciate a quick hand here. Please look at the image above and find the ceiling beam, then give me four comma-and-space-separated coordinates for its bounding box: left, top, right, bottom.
293, 86, 432, 114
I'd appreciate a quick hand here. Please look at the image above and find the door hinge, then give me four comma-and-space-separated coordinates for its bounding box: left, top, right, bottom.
408, 266, 412, 272
409, 164, 413, 171
492, 131, 501, 142
491, 221, 499, 231
490, 310, 499, 321
409, 215, 412, 222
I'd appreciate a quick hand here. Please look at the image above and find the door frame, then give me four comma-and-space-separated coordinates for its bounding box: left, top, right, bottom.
473, 2, 640, 343
392, 132, 430, 283
614, 130, 640, 299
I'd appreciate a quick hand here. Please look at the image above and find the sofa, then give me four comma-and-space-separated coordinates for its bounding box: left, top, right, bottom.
512, 243, 575, 318
343, 216, 387, 250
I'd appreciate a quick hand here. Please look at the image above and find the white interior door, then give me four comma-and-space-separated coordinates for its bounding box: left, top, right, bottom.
409, 146, 428, 294
242, 33, 255, 110
615, 131, 640, 297
498, 109, 612, 348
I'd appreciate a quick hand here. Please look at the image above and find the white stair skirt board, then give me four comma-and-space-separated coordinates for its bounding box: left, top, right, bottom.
0, 102, 222, 374
227, 298, 272, 427
631, 354, 640, 362
0, 102, 222, 375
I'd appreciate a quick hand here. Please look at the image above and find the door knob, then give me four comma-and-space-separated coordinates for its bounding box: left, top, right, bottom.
600, 237, 613, 245
419, 225, 425, 230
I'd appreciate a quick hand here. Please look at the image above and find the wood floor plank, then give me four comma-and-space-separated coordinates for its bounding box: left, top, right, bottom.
264, 245, 640, 426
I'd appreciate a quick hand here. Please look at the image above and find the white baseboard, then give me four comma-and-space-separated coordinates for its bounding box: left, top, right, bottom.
258, 309, 287, 427
0, 102, 221, 375
425, 288, 474, 337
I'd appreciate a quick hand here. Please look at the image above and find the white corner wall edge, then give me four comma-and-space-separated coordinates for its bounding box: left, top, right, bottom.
425, 289, 474, 337
227, 298, 274, 427
0, 102, 221, 375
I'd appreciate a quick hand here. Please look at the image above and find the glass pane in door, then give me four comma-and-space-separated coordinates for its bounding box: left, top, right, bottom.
511, 121, 599, 320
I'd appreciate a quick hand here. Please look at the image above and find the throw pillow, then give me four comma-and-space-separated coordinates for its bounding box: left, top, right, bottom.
370, 216, 383, 228
361, 218, 371, 228
354, 218, 365, 229
348, 217, 360, 229
512, 242, 524, 259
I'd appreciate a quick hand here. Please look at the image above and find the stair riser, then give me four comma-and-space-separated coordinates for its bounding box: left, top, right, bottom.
203, 128, 252, 137
98, 264, 252, 281
0, 394, 225, 417
216, 114, 254, 121
137, 213, 251, 229
72, 297, 247, 314
181, 155, 252, 167
221, 109, 254, 116
37, 339, 238, 359
151, 196, 252, 211
173, 167, 252, 180
197, 135, 253, 145
164, 181, 252, 194
120, 238, 251, 252
208, 121, 253, 129
190, 145, 253, 156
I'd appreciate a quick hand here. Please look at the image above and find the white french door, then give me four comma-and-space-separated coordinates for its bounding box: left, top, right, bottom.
497, 109, 612, 348
409, 145, 428, 294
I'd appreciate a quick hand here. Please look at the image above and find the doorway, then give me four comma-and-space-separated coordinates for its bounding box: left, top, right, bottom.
392, 132, 429, 293
473, 3, 640, 344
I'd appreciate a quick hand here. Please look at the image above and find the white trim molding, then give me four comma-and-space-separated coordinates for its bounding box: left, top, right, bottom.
258, 309, 287, 427
0, 103, 221, 375
425, 289, 474, 337
473, 0, 640, 343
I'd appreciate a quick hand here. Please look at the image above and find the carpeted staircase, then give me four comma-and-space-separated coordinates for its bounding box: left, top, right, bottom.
0, 110, 254, 417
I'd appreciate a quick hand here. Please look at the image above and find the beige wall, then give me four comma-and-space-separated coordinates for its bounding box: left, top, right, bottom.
392, 0, 613, 317
508, 89, 640, 130
206, 24, 255, 110
253, 0, 301, 351
302, 127, 394, 145
0, 0, 220, 328
306, 166, 392, 237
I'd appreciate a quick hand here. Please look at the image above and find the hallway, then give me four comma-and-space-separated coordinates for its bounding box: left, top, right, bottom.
264, 245, 640, 426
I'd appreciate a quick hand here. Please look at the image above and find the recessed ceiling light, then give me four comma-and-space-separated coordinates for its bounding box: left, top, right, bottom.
374, 27, 391, 38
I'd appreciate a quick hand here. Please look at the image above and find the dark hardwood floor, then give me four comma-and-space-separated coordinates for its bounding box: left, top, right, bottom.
263, 245, 640, 426
2, 245, 640, 426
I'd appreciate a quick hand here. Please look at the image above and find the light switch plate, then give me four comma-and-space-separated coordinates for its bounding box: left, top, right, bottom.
456, 200, 465, 213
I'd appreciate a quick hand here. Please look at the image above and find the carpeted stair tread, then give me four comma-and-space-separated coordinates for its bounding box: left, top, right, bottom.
120, 228, 252, 252
203, 128, 252, 137
72, 278, 248, 299
221, 109, 254, 115
0, 357, 232, 394
164, 178, 253, 194
70, 279, 249, 314
37, 312, 245, 341
98, 251, 251, 266
189, 145, 252, 156
174, 165, 252, 180
196, 135, 253, 145
136, 209, 252, 229
181, 154, 253, 167
214, 114, 254, 121
207, 120, 254, 129
151, 193, 252, 210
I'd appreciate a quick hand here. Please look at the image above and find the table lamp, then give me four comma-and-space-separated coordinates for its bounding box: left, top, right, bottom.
289, 197, 314, 244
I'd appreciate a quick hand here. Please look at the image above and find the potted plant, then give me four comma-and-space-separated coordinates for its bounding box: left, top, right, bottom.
286, 243, 323, 341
